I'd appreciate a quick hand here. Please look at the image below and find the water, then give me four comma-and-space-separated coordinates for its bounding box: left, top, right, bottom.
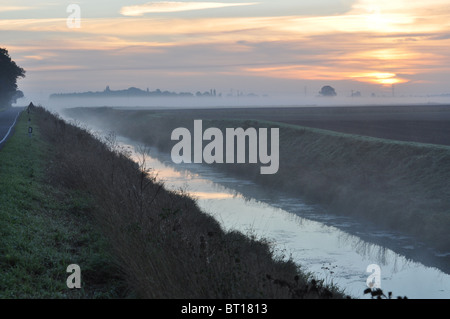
119, 137, 450, 299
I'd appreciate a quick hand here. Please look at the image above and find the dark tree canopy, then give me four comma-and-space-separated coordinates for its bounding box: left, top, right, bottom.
319, 85, 337, 97
0, 48, 26, 107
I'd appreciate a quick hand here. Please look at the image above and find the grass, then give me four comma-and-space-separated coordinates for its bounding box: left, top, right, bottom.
0, 109, 127, 298
63, 107, 450, 251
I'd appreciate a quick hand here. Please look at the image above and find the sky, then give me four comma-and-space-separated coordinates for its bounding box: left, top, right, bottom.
2, 0, 450, 104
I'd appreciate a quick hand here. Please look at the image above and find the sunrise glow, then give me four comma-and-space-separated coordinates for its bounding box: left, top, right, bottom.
1, 0, 449, 98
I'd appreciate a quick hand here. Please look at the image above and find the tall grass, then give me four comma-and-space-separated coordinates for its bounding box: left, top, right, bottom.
63, 107, 450, 251
37, 106, 342, 298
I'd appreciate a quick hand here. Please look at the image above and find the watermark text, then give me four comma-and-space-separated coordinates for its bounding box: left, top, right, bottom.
171, 120, 279, 174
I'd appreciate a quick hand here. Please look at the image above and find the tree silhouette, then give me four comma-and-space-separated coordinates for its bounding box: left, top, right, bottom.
0, 48, 26, 107
319, 85, 337, 97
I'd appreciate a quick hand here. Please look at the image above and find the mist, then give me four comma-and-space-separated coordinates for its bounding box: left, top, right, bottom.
15, 93, 450, 113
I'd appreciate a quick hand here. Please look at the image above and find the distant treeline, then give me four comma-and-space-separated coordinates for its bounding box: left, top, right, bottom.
49, 86, 222, 99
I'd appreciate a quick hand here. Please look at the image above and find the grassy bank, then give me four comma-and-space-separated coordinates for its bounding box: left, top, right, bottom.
63, 107, 450, 251
0, 109, 126, 298
32, 106, 343, 299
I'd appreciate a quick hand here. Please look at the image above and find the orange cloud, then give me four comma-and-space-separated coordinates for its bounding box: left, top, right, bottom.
24, 65, 86, 72
0, 6, 34, 12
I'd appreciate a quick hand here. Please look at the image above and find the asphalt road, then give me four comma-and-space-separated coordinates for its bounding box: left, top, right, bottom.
0, 107, 24, 151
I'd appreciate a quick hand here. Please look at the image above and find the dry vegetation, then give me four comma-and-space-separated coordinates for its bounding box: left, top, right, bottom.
35, 106, 343, 299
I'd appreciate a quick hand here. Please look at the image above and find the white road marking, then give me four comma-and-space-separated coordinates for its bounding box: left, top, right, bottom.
0, 109, 22, 145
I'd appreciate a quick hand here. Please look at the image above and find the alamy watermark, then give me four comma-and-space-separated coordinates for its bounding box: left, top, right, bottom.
366, 264, 381, 289
171, 120, 279, 174
66, 264, 81, 289
66, 4, 81, 29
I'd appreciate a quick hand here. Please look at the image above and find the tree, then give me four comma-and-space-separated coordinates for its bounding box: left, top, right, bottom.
351, 90, 361, 97
319, 85, 337, 97
0, 48, 26, 107
11, 90, 24, 104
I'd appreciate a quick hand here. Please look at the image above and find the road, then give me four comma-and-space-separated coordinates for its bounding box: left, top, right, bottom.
0, 107, 24, 151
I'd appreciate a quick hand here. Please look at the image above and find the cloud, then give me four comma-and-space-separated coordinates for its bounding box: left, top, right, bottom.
25, 65, 87, 72
0, 6, 34, 12
23, 55, 45, 61
120, 1, 259, 16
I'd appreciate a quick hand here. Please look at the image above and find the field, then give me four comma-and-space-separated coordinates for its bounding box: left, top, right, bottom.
133, 104, 450, 146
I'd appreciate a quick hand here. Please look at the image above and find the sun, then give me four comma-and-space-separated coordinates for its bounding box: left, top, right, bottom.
370, 72, 403, 85
376, 78, 401, 85
350, 72, 406, 86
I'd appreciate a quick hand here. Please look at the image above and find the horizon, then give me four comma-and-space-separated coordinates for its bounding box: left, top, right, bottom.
2, 1, 450, 106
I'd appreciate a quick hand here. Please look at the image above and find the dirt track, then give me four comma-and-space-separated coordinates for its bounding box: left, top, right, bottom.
163, 104, 450, 146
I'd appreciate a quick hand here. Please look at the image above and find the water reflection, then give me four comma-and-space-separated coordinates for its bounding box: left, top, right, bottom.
122, 137, 450, 299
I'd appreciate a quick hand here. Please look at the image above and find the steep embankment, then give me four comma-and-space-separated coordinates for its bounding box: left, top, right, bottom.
30, 106, 342, 299
64, 107, 450, 252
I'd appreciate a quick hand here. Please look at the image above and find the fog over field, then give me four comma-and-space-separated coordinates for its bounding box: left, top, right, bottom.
25, 94, 450, 111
